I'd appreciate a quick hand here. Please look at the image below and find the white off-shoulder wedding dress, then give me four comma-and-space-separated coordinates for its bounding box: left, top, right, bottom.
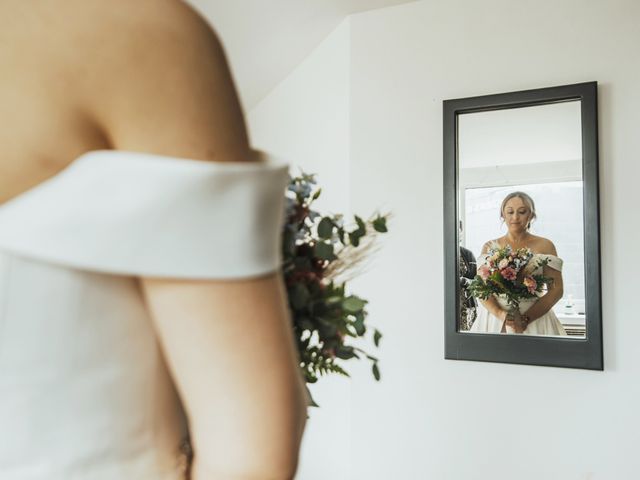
0, 149, 289, 479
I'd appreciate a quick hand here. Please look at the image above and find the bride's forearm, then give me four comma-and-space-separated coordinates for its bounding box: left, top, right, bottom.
524, 289, 564, 323
479, 297, 507, 320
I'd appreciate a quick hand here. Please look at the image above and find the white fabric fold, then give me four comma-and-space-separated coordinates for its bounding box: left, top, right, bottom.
534, 253, 563, 271
0, 149, 290, 279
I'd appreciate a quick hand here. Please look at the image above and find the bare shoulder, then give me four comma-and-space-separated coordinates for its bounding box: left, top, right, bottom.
30, 0, 218, 62
76, 0, 226, 93
481, 238, 499, 254
75, 0, 215, 39
73, 0, 249, 159
530, 235, 558, 255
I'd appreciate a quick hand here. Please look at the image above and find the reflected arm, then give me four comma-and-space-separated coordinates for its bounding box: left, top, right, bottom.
522, 242, 564, 325
522, 265, 564, 324
478, 297, 508, 323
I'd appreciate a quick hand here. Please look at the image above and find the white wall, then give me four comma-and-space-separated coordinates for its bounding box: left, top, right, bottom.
248, 19, 353, 480
250, 1, 640, 478
349, 1, 640, 479
248, 19, 351, 216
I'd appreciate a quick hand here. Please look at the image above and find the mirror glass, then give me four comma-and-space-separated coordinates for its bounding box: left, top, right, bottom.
457, 100, 586, 338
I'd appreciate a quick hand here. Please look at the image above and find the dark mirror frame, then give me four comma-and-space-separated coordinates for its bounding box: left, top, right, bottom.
443, 81, 603, 370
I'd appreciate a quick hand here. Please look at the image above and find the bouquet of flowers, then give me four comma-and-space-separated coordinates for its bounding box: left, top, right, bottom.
467, 245, 553, 313
283, 170, 390, 407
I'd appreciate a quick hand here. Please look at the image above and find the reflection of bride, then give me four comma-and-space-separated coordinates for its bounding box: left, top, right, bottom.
469, 191, 567, 336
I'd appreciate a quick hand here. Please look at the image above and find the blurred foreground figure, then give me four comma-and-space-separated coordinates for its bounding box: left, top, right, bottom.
0, 1, 307, 478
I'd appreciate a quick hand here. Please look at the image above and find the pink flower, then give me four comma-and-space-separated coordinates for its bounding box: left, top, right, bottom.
523, 275, 537, 294
500, 267, 517, 281
498, 258, 509, 269
478, 264, 491, 281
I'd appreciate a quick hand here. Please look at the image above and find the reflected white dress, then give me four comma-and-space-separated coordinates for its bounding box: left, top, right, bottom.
469, 240, 567, 336
0, 149, 289, 479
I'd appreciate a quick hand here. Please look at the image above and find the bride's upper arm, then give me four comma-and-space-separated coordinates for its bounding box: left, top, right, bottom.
79, 3, 307, 476
538, 238, 559, 256
539, 240, 563, 293
83, 0, 250, 161
140, 274, 307, 477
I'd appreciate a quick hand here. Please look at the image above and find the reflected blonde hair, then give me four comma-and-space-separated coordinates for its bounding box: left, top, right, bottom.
500, 191, 537, 231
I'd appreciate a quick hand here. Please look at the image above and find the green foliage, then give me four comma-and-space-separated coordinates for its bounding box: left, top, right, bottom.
283, 171, 390, 407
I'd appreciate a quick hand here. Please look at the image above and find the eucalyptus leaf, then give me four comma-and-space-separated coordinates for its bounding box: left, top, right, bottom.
318, 217, 334, 239
314, 241, 336, 260
349, 232, 361, 247
355, 215, 366, 235
290, 283, 310, 310
353, 316, 366, 336
343, 296, 366, 313
299, 317, 315, 331
335, 345, 356, 360
374, 329, 382, 347
325, 296, 343, 305
319, 326, 338, 338
372, 363, 381, 381
373, 216, 388, 233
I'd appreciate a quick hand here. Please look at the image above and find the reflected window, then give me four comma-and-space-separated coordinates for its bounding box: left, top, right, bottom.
461, 182, 585, 336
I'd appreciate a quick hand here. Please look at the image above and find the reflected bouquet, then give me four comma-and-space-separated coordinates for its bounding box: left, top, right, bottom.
467, 245, 553, 312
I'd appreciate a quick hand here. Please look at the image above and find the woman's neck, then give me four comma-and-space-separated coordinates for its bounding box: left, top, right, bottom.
505, 231, 530, 245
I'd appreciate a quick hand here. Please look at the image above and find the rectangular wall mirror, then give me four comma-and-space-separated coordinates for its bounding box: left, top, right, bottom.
443, 82, 603, 369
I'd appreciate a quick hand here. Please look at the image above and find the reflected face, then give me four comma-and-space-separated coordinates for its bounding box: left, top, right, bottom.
502, 197, 532, 232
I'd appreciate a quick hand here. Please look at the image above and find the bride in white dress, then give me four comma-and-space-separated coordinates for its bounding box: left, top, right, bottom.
0, 2, 307, 479
469, 192, 567, 336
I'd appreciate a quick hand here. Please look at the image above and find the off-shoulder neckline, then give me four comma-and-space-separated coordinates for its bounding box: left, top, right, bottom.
0, 148, 290, 278
531, 252, 562, 259
486, 240, 561, 259
75, 148, 287, 170
0, 148, 288, 210
482, 251, 561, 259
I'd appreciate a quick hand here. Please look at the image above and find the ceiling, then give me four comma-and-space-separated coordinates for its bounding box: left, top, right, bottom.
458, 101, 583, 169
185, 0, 417, 110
